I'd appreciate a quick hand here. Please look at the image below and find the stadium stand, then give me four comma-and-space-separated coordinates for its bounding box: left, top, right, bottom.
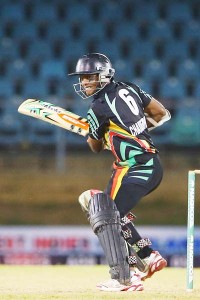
28, 120, 57, 148
31, 3, 58, 22
163, 40, 189, 61
177, 59, 200, 84
13, 22, 38, 41
26, 40, 53, 61
170, 101, 200, 146
0, 3, 24, 22
160, 78, 186, 101
149, 20, 172, 42
134, 1, 159, 23
46, 21, 72, 42
0, 0, 199, 149
165, 2, 192, 24
143, 60, 168, 82
66, 4, 92, 23
150, 121, 172, 147
40, 60, 66, 81
7, 60, 31, 81
23, 79, 49, 99
183, 20, 200, 42
0, 38, 19, 60
0, 113, 23, 149
80, 21, 106, 41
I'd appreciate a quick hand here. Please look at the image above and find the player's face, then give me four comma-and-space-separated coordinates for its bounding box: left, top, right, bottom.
80, 74, 99, 97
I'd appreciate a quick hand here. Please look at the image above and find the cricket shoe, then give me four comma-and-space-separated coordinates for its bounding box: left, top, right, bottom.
97, 273, 144, 292
136, 251, 167, 281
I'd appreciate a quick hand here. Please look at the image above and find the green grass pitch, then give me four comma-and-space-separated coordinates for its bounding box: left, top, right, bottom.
0, 266, 200, 299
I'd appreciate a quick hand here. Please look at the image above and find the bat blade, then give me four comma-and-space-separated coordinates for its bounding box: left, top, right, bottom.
18, 99, 89, 137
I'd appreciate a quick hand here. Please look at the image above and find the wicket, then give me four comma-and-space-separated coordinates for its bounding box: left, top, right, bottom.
187, 169, 200, 291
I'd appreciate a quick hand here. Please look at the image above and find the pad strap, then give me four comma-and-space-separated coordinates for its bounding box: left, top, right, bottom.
127, 255, 137, 265
132, 238, 152, 252
121, 212, 136, 240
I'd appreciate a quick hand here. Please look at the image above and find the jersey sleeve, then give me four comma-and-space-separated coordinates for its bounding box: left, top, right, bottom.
133, 83, 153, 108
87, 106, 107, 140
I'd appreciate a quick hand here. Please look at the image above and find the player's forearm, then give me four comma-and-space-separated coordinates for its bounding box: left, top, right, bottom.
144, 97, 171, 130
145, 109, 171, 131
147, 109, 166, 122
144, 99, 166, 122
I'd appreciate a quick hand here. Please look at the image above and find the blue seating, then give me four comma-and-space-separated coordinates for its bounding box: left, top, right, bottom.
40, 60, 66, 81
67, 4, 92, 22
149, 20, 172, 41
183, 21, 200, 41
13, 22, 38, 41
0, 3, 24, 22
6, 97, 23, 113
98, 2, 124, 22
32, 4, 57, 22
65, 131, 86, 147
0, 38, 19, 60
134, 2, 159, 23
163, 41, 189, 61
0, 113, 23, 148
114, 22, 138, 41
65, 77, 78, 96
166, 2, 192, 23
23, 79, 49, 99
27, 40, 53, 60
0, 79, 14, 99
28, 119, 57, 147
0, 26, 4, 39
95, 41, 121, 61
130, 40, 155, 60
160, 78, 185, 100
7, 60, 31, 80
143, 60, 167, 82
114, 59, 135, 81
177, 59, 200, 82
46, 21, 72, 41
72, 99, 89, 118
62, 41, 87, 59
80, 22, 105, 41
170, 103, 200, 145
150, 121, 172, 146
193, 83, 200, 99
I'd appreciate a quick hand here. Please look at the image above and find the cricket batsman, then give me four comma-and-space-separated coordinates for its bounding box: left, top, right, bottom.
69, 53, 170, 292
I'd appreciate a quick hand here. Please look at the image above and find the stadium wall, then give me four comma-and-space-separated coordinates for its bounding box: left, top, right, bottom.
0, 225, 199, 268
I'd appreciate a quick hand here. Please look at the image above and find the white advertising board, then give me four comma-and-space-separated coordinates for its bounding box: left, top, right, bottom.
0, 226, 199, 266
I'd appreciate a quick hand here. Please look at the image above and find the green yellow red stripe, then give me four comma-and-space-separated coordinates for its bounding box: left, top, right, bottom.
110, 166, 129, 200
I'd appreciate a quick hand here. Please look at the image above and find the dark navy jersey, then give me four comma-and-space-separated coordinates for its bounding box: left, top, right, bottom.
87, 81, 158, 167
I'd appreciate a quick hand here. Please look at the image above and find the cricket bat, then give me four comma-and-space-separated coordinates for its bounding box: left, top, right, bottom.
18, 99, 89, 137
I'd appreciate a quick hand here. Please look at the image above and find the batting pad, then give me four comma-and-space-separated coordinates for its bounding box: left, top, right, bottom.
89, 193, 130, 285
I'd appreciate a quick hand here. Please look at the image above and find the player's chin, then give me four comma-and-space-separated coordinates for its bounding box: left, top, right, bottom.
84, 89, 95, 97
